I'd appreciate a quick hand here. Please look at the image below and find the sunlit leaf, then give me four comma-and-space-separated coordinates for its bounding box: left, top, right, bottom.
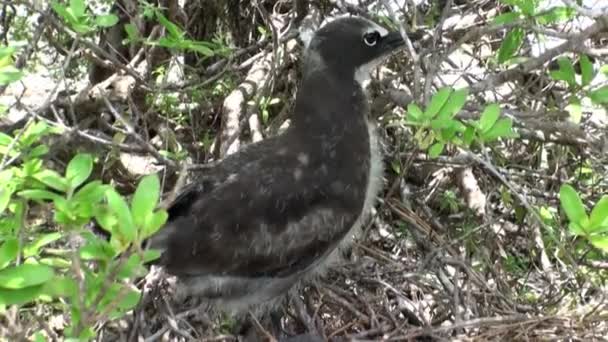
559, 184, 588, 227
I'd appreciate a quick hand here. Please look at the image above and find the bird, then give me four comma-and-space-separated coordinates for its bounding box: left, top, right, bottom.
148, 15, 405, 317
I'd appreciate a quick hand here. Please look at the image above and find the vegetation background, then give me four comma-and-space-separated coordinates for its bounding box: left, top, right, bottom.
0, 0, 607, 340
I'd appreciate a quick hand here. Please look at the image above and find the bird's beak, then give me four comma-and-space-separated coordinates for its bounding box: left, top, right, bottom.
381, 31, 406, 54
382, 29, 425, 54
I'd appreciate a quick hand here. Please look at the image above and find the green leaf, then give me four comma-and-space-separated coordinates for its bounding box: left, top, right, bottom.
34, 170, 68, 193
94, 14, 119, 28
42, 276, 77, 298
69, 0, 86, 18
124, 23, 139, 41
187, 41, 215, 56
0, 239, 18, 269
479, 104, 501, 133
498, 27, 524, 63
559, 184, 588, 227
23, 233, 62, 258
51, 2, 77, 24
106, 189, 136, 241
18, 189, 62, 202
0, 284, 45, 306
66, 153, 93, 189
0, 264, 54, 289
428, 142, 444, 158
116, 254, 147, 279
588, 86, 608, 104
407, 103, 424, 122
516, 0, 537, 16
79, 240, 115, 261
556, 57, 576, 88
535, 6, 575, 24
28, 145, 49, 158
424, 88, 452, 119
589, 235, 608, 252
589, 196, 608, 232
72, 181, 107, 203
463, 126, 475, 146
131, 174, 160, 228
142, 210, 168, 238
0, 184, 14, 214
579, 55, 595, 86
493, 12, 521, 25
143, 249, 161, 263
155, 11, 183, 38
0, 66, 24, 85
437, 88, 468, 120
483, 118, 517, 141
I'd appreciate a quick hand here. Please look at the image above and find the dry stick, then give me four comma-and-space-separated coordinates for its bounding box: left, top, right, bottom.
100, 94, 176, 168
219, 51, 273, 157
0, 6, 47, 96
379, 0, 422, 98
462, 150, 555, 274
422, 0, 453, 104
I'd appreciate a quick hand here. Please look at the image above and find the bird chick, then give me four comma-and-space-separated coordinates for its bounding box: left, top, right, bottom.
148, 15, 406, 315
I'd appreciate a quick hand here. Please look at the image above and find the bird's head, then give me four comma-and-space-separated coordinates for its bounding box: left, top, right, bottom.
302, 16, 406, 85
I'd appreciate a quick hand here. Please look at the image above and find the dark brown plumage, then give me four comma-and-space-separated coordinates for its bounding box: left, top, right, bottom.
148, 15, 405, 314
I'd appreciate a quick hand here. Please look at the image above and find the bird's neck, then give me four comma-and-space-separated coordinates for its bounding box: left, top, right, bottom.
292, 69, 369, 134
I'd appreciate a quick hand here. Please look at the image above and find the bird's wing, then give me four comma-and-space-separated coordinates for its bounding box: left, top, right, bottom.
153, 153, 363, 279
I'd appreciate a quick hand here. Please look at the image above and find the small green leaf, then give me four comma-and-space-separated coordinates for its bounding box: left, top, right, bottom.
463, 126, 475, 146
557, 57, 577, 88
0, 239, 18, 269
483, 118, 517, 141
142, 210, 168, 238
69, 0, 86, 18
72, 181, 107, 203
124, 23, 139, 41
143, 249, 161, 263
188, 42, 215, 56
535, 6, 575, 24
424, 88, 452, 119
42, 276, 77, 298
437, 88, 468, 120
493, 12, 521, 25
34, 170, 68, 193
0, 264, 54, 289
66, 153, 93, 189
106, 189, 136, 241
0, 284, 45, 306
498, 27, 524, 63
428, 142, 444, 158
18, 189, 62, 202
155, 11, 183, 38
407, 103, 424, 122
589, 235, 608, 252
588, 86, 608, 104
589, 196, 608, 232
79, 240, 116, 261
479, 104, 501, 133
0, 66, 24, 85
131, 174, 160, 228
559, 184, 588, 226
0, 184, 14, 214
94, 14, 119, 27
579, 55, 595, 86
23, 233, 62, 258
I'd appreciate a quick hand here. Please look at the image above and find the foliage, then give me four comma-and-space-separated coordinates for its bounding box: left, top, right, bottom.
406, 87, 518, 157
0, 122, 165, 338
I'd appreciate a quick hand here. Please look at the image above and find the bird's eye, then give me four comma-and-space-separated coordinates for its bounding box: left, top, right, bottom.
363, 31, 380, 47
